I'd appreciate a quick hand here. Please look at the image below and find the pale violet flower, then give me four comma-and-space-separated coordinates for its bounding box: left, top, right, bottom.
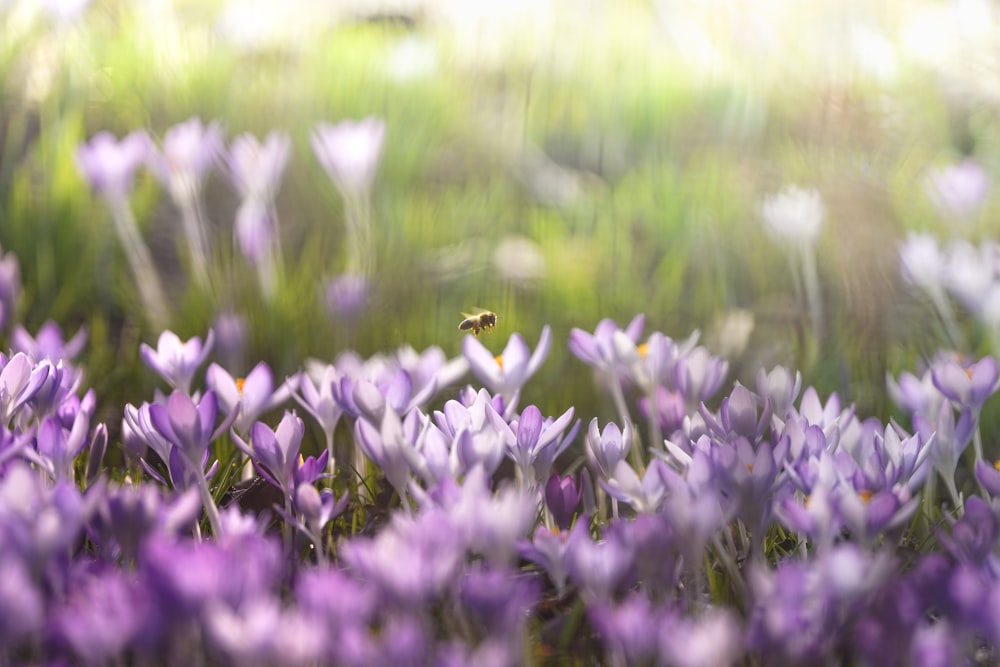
463, 326, 551, 403
899, 231, 946, 293
760, 186, 825, 249
139, 330, 215, 396
925, 159, 990, 220
310, 117, 386, 196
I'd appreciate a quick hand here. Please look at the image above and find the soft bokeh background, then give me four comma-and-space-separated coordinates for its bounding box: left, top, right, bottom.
3, 0, 1000, 433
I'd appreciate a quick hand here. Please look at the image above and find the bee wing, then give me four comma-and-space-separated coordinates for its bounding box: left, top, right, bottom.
460, 312, 478, 319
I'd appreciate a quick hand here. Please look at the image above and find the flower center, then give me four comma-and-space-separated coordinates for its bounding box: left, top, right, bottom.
236, 377, 246, 396
495, 355, 504, 371
994, 459, 1000, 472
638, 343, 649, 359
858, 489, 873, 504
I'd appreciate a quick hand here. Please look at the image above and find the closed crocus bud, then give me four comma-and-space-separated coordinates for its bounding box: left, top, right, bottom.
294, 482, 323, 521
545, 473, 582, 530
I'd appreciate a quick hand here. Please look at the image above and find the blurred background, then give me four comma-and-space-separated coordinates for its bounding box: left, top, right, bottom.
2, 0, 1000, 430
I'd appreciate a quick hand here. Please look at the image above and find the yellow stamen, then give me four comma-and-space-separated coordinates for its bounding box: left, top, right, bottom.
746, 463, 754, 472
858, 489, 873, 504
638, 343, 649, 359
236, 377, 246, 396
993, 459, 1000, 472
966, 367, 975, 380
495, 355, 504, 371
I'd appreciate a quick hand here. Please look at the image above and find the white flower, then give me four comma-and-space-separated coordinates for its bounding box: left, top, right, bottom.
899, 231, 946, 293
760, 186, 825, 249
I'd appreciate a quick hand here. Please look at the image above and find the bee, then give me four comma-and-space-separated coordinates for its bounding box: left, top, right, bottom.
458, 310, 499, 336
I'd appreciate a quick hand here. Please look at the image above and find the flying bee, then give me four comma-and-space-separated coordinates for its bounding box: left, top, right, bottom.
458, 310, 499, 336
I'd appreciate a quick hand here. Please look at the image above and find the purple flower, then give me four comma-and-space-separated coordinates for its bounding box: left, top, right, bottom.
569, 314, 645, 376
139, 330, 215, 396
589, 592, 663, 665
975, 458, 1000, 497
232, 412, 309, 495
495, 402, 577, 486
888, 367, 945, 421
311, 117, 387, 196
353, 405, 413, 499
47, 568, 161, 664
458, 564, 539, 638
226, 131, 291, 203
89, 482, 201, 561
925, 158, 990, 220
545, 473, 582, 530
324, 273, 371, 323
672, 345, 729, 406
931, 355, 1000, 413
225, 131, 291, 264
0, 246, 20, 332
564, 520, 634, 601
601, 459, 670, 513
756, 366, 802, 421
151, 117, 223, 194
900, 232, 946, 294
518, 524, 572, 594
463, 326, 551, 402
206, 361, 294, 435
12, 320, 87, 364
0, 352, 49, 425
659, 608, 744, 667
148, 390, 223, 465
341, 512, 464, 607
0, 552, 44, 648
293, 482, 348, 534
586, 418, 632, 480
75, 131, 153, 201
637, 385, 686, 436
211, 311, 248, 372
295, 363, 343, 443
443, 468, 537, 564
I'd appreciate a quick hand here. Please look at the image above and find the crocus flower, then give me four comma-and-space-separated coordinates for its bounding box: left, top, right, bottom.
464, 326, 551, 403
152, 117, 223, 197
232, 412, 306, 495
545, 472, 582, 530
672, 345, 729, 407
311, 117, 387, 196
77, 131, 169, 326
760, 185, 825, 249
0, 352, 49, 426
756, 366, 802, 421
13, 320, 87, 364
563, 521, 635, 601
75, 131, 153, 202
899, 231, 947, 295
324, 272, 371, 323
0, 246, 20, 332
495, 403, 577, 487
925, 158, 990, 220
139, 330, 215, 396
569, 314, 645, 377
931, 355, 1000, 413
225, 131, 291, 298
206, 361, 295, 435
585, 419, 632, 482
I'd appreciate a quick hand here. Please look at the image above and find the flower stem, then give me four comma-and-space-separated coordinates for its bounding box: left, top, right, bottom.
107, 197, 169, 328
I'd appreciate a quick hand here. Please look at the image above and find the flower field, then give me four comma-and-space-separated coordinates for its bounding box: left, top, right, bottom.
4, 0, 1000, 665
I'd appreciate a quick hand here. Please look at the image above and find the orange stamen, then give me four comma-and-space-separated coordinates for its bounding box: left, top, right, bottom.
495, 355, 504, 370
236, 377, 246, 396
858, 489, 873, 504
993, 459, 1000, 472
638, 343, 649, 359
